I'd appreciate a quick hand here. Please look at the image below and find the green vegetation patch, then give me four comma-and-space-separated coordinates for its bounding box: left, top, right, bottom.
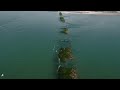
59, 12, 63, 16
59, 16, 65, 23
60, 28, 69, 34
58, 66, 78, 79
58, 47, 73, 63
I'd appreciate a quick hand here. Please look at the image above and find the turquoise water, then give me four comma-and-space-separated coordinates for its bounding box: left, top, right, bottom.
0, 11, 120, 79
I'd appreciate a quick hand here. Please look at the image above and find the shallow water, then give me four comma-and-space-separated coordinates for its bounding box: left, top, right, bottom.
0, 11, 120, 79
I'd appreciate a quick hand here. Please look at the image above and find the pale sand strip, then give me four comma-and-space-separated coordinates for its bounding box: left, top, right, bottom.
61, 11, 120, 15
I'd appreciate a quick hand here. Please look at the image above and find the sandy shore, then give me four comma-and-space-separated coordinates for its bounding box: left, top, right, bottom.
61, 11, 120, 15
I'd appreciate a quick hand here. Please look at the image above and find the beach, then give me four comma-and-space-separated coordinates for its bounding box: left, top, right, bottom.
61, 11, 120, 15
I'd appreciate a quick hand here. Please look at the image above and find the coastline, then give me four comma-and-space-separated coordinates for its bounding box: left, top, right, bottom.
61, 11, 120, 15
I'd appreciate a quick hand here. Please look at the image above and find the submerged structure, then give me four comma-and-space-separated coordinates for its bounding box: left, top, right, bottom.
59, 16, 65, 23
60, 28, 69, 34
58, 66, 78, 79
59, 12, 65, 23
55, 11, 79, 79
58, 47, 73, 63
59, 12, 63, 16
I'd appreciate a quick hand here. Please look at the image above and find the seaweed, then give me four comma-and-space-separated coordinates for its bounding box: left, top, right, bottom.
59, 12, 63, 16
58, 47, 73, 63
60, 28, 68, 34
58, 66, 78, 79
59, 16, 65, 23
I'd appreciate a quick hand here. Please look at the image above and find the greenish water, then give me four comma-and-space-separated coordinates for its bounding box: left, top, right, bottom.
0, 11, 120, 79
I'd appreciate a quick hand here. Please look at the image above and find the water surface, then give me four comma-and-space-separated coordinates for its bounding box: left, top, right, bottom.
0, 11, 120, 79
